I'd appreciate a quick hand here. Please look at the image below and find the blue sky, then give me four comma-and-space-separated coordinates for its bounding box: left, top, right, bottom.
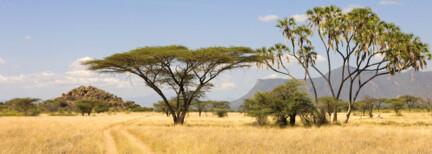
0, 0, 431, 106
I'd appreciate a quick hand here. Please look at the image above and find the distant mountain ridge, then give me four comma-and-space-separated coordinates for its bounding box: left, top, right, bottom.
231, 67, 432, 110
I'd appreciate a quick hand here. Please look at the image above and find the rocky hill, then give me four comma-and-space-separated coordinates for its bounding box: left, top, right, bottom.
53, 86, 140, 110
231, 67, 432, 110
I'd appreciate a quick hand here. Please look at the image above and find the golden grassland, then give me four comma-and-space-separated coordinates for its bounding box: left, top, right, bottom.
1, 111, 432, 154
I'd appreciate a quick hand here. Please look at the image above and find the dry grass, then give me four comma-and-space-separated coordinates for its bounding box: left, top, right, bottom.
1, 111, 432, 153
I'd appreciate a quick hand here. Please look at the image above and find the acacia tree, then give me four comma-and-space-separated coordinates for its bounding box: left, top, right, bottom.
6, 98, 40, 116
376, 98, 387, 117
424, 97, 432, 115
258, 6, 430, 123
386, 98, 405, 115
399, 95, 421, 112
85, 45, 261, 124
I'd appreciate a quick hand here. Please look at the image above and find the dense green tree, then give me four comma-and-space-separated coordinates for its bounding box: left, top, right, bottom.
75, 100, 100, 116
399, 95, 421, 112
39, 100, 61, 112
6, 98, 41, 116
258, 6, 431, 123
94, 102, 109, 113
84, 45, 261, 124
244, 80, 315, 127
386, 98, 405, 115
243, 92, 272, 126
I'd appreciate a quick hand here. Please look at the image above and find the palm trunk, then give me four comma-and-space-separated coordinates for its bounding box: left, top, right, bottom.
344, 104, 352, 123
331, 107, 338, 124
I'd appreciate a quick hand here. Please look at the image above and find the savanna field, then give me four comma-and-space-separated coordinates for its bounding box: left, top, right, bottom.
1, 111, 432, 154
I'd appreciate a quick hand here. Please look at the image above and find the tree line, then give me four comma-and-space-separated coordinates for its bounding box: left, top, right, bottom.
0, 98, 152, 116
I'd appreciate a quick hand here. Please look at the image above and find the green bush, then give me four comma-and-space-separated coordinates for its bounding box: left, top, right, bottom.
213, 109, 228, 118
0, 111, 24, 116
132, 107, 153, 112
28, 109, 41, 116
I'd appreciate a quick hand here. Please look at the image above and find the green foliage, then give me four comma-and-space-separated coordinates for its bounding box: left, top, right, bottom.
5, 98, 41, 116
318, 97, 347, 116
243, 92, 272, 126
399, 95, 421, 111
75, 100, 100, 116
84, 45, 263, 124
213, 109, 229, 118
39, 100, 61, 112
386, 98, 405, 115
94, 103, 109, 113
132, 107, 153, 112
244, 80, 316, 127
258, 5, 431, 123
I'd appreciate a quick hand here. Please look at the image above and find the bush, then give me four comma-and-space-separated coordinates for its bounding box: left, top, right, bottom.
213, 109, 228, 117
28, 109, 41, 116
132, 107, 153, 112
0, 111, 24, 116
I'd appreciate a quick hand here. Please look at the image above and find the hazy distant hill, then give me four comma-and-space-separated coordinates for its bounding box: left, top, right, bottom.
53, 86, 140, 110
231, 67, 432, 110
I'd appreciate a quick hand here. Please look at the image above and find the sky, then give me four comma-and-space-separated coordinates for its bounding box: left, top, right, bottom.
1, 0, 431, 106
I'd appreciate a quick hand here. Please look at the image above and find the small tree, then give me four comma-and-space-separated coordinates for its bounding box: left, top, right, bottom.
191, 100, 210, 117
354, 100, 368, 116
243, 92, 272, 126
6, 98, 41, 116
399, 95, 420, 112
424, 97, 432, 115
39, 100, 60, 112
386, 98, 405, 115
153, 100, 177, 117
363, 95, 378, 118
376, 98, 387, 117
244, 80, 315, 127
75, 100, 99, 116
209, 101, 230, 118
318, 97, 346, 123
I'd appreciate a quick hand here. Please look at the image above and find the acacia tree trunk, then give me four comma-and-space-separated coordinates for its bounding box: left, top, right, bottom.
277, 116, 288, 127
198, 109, 202, 117
289, 114, 296, 126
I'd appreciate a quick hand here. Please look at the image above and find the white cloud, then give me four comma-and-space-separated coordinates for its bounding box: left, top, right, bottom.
220, 82, 235, 89
379, 1, 401, 5
23, 36, 32, 40
290, 14, 308, 22
258, 14, 279, 22
316, 55, 326, 63
373, 53, 386, 60
264, 74, 280, 79
343, 4, 364, 14
0, 57, 134, 88
0, 58, 5, 65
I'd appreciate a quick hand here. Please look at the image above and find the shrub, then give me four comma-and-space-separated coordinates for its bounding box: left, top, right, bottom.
213, 109, 229, 118
132, 107, 153, 112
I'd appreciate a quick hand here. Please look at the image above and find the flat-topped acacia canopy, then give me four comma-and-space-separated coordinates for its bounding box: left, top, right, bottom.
83, 45, 263, 124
